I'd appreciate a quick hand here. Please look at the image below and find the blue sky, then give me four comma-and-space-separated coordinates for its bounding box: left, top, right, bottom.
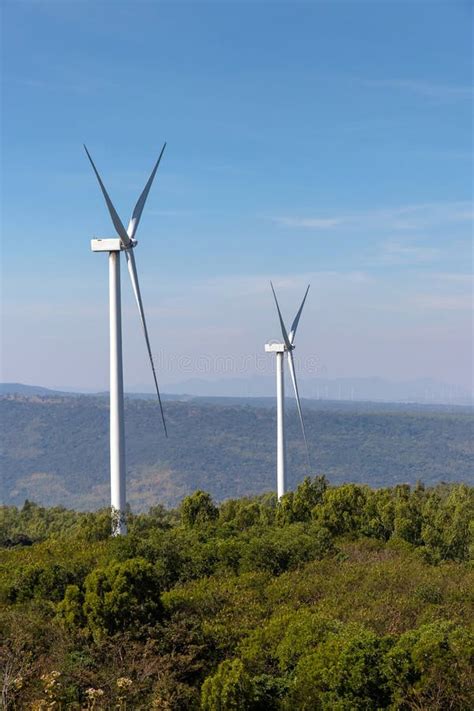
1, 1, 472, 394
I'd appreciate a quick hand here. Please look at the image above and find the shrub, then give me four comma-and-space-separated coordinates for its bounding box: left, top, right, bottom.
201, 659, 254, 710
285, 624, 392, 710
57, 584, 85, 629
8, 562, 76, 603
180, 491, 219, 527
384, 620, 474, 710
83, 557, 162, 639
312, 484, 369, 536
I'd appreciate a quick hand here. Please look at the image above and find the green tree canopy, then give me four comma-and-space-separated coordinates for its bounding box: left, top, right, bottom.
83, 557, 162, 639
201, 658, 254, 711
180, 491, 219, 527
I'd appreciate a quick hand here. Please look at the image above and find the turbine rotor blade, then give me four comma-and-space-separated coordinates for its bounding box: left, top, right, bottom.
83, 145, 131, 247
270, 282, 292, 351
287, 349, 311, 470
127, 142, 167, 240
125, 249, 167, 436
289, 284, 310, 345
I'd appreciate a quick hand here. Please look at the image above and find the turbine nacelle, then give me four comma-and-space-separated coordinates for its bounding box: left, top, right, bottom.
90, 238, 138, 252
265, 342, 293, 353
91, 238, 124, 253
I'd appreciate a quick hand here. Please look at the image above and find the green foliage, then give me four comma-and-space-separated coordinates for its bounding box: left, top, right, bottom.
0, 484, 473, 708
83, 557, 163, 638
360, 487, 395, 540
180, 491, 219, 527
6, 561, 80, 603
393, 485, 423, 545
421, 484, 474, 562
0, 500, 82, 545
201, 659, 254, 710
57, 584, 85, 629
313, 484, 369, 535
284, 624, 392, 710
277, 475, 328, 524
233, 502, 262, 530
235, 522, 335, 577
275, 609, 341, 672
384, 621, 474, 709
77, 508, 114, 541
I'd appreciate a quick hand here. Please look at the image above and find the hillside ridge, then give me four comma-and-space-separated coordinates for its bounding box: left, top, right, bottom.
1, 394, 472, 510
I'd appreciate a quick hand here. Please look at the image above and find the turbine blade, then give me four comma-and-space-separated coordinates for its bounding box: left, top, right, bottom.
287, 349, 311, 470
125, 249, 167, 436
289, 284, 310, 344
83, 145, 131, 247
270, 282, 292, 351
127, 143, 166, 239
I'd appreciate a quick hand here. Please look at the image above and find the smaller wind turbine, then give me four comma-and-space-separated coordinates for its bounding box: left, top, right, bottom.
265, 282, 311, 499
84, 144, 168, 536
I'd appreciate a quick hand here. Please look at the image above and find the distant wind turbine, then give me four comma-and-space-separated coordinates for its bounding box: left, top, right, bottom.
84, 144, 168, 536
265, 282, 311, 499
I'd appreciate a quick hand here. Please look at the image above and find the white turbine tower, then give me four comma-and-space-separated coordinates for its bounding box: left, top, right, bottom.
265, 282, 311, 499
84, 144, 168, 536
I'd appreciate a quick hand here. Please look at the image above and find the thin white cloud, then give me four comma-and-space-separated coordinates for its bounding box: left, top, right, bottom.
271, 201, 473, 232
6, 74, 119, 95
413, 294, 473, 311
377, 241, 441, 265
363, 78, 473, 100
147, 209, 194, 217
427, 272, 473, 284
275, 217, 345, 229
190, 269, 372, 296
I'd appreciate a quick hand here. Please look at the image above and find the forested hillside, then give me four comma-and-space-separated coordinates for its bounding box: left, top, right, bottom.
1, 480, 473, 709
1, 395, 472, 510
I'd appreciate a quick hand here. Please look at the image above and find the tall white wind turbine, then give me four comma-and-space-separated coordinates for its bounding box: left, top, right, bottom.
84, 144, 168, 536
265, 282, 311, 499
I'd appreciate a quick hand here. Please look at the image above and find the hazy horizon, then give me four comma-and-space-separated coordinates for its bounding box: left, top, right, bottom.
2, 373, 472, 407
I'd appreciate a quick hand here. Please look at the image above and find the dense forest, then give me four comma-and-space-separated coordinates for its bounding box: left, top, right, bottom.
1, 479, 473, 709
1, 395, 473, 510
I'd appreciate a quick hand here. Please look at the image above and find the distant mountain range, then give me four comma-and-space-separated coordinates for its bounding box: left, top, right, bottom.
0, 383, 72, 397
2, 376, 472, 405
1, 388, 472, 511
160, 375, 472, 405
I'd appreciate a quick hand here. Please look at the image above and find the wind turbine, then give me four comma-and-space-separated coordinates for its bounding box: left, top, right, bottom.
265, 282, 311, 499
84, 144, 168, 536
